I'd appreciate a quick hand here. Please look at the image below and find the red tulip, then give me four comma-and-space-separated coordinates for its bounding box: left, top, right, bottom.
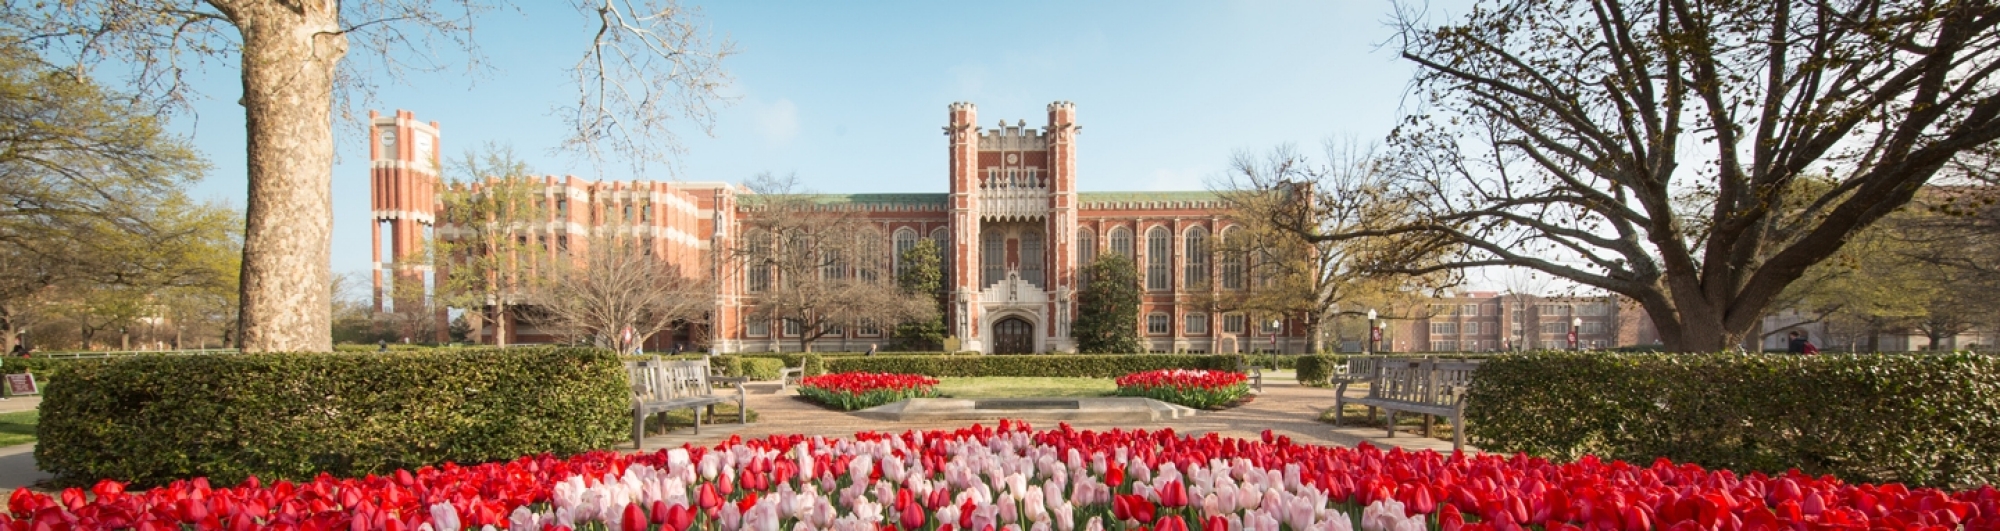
1441, 504, 1467, 531
901, 505, 926, 530
1205, 515, 1230, 531
622, 503, 649, 531
1156, 515, 1190, 531
1158, 481, 1190, 508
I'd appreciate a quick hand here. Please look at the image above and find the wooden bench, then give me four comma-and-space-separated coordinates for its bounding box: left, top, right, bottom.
778, 362, 805, 389
1332, 358, 1480, 451
627, 357, 748, 450
1234, 357, 1265, 393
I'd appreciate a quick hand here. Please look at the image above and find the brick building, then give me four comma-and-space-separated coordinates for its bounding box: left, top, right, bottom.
369, 103, 1310, 353
1381, 291, 1661, 352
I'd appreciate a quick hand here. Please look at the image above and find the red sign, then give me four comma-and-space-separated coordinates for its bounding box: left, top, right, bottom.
1567, 330, 1579, 348
3, 373, 36, 396
1370, 327, 1382, 341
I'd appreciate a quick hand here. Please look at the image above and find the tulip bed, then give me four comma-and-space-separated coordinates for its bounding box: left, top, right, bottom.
1114, 370, 1251, 409
8, 422, 2000, 531
795, 372, 940, 411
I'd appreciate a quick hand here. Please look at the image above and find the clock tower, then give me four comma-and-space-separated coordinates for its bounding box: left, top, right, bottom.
368, 110, 442, 319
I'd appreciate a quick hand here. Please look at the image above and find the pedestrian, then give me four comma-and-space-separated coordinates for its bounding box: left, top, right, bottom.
867, 343, 877, 356
1801, 337, 1820, 355
1785, 331, 1807, 354
378, 339, 388, 353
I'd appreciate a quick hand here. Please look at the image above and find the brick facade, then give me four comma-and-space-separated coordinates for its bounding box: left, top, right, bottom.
373, 103, 1309, 353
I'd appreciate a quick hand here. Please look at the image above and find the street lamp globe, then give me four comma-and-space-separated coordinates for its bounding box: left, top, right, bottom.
1366, 309, 1377, 321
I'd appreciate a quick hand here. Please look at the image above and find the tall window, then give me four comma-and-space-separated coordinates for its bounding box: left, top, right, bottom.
930, 228, 950, 288
1021, 231, 1044, 286
1184, 227, 1208, 288
1146, 226, 1170, 291
821, 248, 845, 280
1431, 322, 1458, 335
1148, 313, 1170, 335
982, 231, 1004, 286
893, 228, 919, 277
1222, 313, 1246, 334
747, 319, 769, 337
783, 319, 803, 337
1109, 227, 1134, 258
1220, 228, 1244, 290
1185, 313, 1208, 335
747, 247, 770, 293
857, 232, 883, 284
1077, 228, 1096, 288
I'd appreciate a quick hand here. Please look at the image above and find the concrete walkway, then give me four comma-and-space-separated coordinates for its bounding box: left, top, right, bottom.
634, 372, 1471, 455
0, 374, 1470, 491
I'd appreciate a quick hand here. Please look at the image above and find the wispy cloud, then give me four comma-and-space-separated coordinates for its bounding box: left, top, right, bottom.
753, 98, 800, 145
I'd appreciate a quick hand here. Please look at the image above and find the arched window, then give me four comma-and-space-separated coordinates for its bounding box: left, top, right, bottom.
1109, 226, 1134, 258
856, 228, 884, 284
1184, 227, 1209, 288
930, 227, 950, 288
746, 230, 772, 293
1077, 228, 1096, 288
893, 228, 919, 277
982, 231, 1004, 287
1146, 226, 1171, 291
1220, 227, 1244, 290
1021, 231, 1044, 287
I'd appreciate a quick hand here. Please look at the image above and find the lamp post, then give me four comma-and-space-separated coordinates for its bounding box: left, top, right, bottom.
1269, 319, 1281, 354
1569, 317, 1582, 351
1366, 309, 1379, 355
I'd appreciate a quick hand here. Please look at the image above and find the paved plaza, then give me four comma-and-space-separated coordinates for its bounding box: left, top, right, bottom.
0, 373, 1467, 491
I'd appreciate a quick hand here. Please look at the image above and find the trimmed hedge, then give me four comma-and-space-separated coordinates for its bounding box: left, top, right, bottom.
37, 347, 628, 487
1466, 352, 2000, 488
1293, 355, 1346, 387
824, 353, 1242, 378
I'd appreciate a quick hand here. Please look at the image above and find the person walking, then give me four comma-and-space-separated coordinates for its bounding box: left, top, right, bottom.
1785, 331, 1808, 354
866, 343, 878, 356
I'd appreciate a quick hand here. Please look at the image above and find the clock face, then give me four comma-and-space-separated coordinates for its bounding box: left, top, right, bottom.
1005, 153, 1019, 164
379, 129, 396, 148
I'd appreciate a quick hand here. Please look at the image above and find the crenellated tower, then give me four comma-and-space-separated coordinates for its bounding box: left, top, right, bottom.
1045, 101, 1080, 350
369, 110, 442, 320
945, 102, 983, 349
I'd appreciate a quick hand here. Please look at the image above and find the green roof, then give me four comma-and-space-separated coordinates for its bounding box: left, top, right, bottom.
743, 193, 948, 206
1077, 191, 1223, 203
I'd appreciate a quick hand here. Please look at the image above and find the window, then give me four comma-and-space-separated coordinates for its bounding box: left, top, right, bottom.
857, 234, 882, 284
982, 232, 1004, 286
1148, 313, 1170, 335
783, 319, 802, 337
1581, 322, 1606, 335
1077, 228, 1096, 288
1220, 228, 1243, 290
622, 204, 632, 222
556, 235, 569, 251
986, 167, 997, 188
930, 228, 950, 288
1541, 304, 1572, 316
1482, 304, 1497, 316
1580, 303, 1608, 316
640, 202, 651, 223
1146, 227, 1171, 291
1540, 322, 1567, 334
821, 249, 845, 280
1027, 167, 1039, 187
1464, 322, 1480, 335
1184, 228, 1208, 288
1433, 340, 1458, 351
1462, 304, 1478, 316
1185, 313, 1208, 335
747, 319, 769, 337
1430, 304, 1453, 316
1021, 231, 1044, 286
820, 322, 843, 336
1109, 227, 1134, 258
1431, 322, 1458, 335
747, 232, 771, 293
893, 228, 919, 277
858, 319, 880, 336
1260, 319, 1281, 334
555, 196, 568, 218
1223, 313, 1247, 334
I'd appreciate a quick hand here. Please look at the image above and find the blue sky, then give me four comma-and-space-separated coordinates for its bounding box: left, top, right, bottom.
164, 1, 1469, 280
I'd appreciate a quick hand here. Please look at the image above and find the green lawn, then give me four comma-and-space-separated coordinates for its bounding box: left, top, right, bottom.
0, 410, 36, 447
934, 377, 1117, 398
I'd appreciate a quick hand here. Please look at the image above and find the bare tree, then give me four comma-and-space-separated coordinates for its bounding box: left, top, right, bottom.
1215, 141, 1457, 353
1332, 0, 2000, 351
7, 0, 733, 352
531, 236, 711, 354
433, 143, 551, 347
734, 172, 937, 352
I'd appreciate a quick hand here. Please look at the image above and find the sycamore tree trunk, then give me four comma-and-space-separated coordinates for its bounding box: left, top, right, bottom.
223, 0, 344, 353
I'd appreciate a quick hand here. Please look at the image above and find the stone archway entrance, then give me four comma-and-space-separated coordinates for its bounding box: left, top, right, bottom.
993, 317, 1035, 354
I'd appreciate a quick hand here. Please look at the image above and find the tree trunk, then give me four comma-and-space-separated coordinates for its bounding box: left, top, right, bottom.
1304, 314, 1324, 354
228, 1, 344, 353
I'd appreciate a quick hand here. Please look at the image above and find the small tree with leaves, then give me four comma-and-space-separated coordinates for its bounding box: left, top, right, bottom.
1074, 254, 1144, 354
892, 239, 946, 351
